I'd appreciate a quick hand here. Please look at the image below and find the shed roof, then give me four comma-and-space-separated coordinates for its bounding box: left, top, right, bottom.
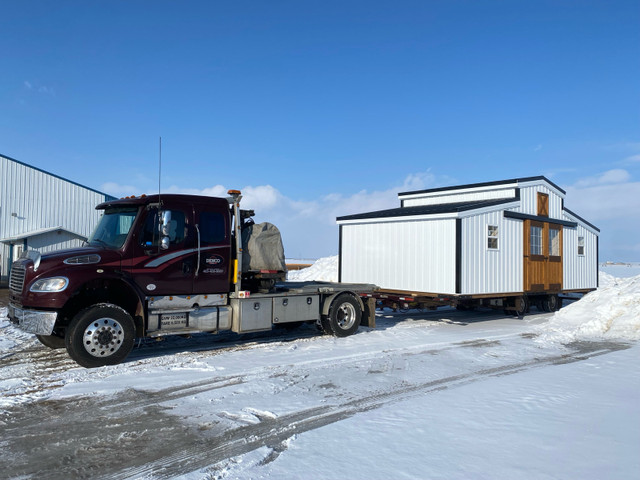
336, 198, 516, 222
397, 175, 565, 197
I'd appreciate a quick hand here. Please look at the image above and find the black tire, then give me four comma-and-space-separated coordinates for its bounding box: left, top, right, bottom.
514, 295, 529, 318
36, 333, 66, 349
65, 304, 136, 368
505, 296, 529, 317
323, 294, 362, 337
542, 294, 560, 312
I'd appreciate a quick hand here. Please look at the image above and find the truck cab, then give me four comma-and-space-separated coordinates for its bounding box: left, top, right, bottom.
8, 191, 374, 368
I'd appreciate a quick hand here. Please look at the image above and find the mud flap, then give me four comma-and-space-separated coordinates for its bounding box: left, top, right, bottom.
361, 297, 376, 328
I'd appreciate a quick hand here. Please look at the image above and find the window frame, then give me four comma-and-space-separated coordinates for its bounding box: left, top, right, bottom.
530, 224, 543, 257
487, 224, 499, 250
577, 236, 585, 256
548, 227, 561, 258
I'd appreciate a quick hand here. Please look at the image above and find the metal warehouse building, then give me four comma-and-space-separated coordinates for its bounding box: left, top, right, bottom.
337, 176, 599, 299
0, 153, 115, 284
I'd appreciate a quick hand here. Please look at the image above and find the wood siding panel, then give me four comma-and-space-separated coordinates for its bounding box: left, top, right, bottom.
523, 219, 564, 292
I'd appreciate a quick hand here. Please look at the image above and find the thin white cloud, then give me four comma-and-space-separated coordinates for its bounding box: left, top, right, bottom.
534, 144, 543, 152
99, 170, 450, 257
622, 154, 640, 164
573, 169, 631, 188
23, 80, 55, 96
100, 182, 141, 197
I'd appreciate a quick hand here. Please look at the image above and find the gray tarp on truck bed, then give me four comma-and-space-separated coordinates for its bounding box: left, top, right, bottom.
242, 222, 286, 272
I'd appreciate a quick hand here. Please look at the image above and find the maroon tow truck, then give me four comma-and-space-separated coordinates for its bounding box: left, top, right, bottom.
8, 191, 375, 367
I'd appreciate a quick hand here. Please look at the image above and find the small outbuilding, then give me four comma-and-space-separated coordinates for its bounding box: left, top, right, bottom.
0, 153, 115, 284
337, 177, 599, 302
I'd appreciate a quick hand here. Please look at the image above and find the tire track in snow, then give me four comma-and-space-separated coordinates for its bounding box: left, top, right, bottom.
113, 341, 630, 480
1, 339, 627, 480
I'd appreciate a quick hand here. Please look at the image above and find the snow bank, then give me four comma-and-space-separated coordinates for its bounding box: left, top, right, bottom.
538, 274, 640, 344
287, 256, 338, 282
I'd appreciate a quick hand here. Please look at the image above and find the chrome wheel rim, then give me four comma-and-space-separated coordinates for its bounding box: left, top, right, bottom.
336, 303, 356, 330
83, 318, 125, 358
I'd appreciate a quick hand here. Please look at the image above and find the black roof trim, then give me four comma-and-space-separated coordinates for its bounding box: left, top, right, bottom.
1, 152, 116, 200
337, 198, 518, 222
504, 211, 577, 228
563, 207, 600, 232
398, 176, 566, 197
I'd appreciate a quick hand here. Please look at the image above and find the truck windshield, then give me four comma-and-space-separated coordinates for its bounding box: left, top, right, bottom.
87, 207, 139, 249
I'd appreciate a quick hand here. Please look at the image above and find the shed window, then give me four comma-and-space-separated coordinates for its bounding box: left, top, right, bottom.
578, 236, 585, 256
487, 225, 499, 249
530, 225, 543, 255
548, 227, 560, 257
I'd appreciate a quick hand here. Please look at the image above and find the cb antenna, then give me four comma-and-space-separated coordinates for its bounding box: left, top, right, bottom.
158, 136, 162, 206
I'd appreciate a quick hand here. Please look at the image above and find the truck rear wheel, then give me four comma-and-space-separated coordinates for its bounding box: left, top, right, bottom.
323, 294, 362, 337
65, 304, 135, 368
36, 333, 66, 349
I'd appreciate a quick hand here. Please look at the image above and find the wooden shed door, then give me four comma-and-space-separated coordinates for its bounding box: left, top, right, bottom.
523, 220, 563, 292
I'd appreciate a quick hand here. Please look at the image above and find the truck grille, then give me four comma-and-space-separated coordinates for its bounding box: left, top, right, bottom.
9, 262, 26, 295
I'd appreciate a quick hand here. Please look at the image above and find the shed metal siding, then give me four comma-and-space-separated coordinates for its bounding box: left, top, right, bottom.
460, 211, 523, 295
402, 188, 517, 207
340, 218, 457, 294
1, 154, 110, 281
562, 223, 598, 290
517, 185, 563, 219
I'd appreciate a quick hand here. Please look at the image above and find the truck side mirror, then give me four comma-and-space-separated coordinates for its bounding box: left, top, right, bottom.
159, 210, 172, 250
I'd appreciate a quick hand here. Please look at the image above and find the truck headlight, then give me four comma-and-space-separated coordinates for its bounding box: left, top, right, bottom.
30, 277, 69, 292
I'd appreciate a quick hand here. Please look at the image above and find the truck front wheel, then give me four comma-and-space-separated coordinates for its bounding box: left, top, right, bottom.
322, 294, 362, 337
65, 304, 135, 368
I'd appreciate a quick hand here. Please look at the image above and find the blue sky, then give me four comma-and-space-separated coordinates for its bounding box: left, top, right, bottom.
1, 1, 639, 260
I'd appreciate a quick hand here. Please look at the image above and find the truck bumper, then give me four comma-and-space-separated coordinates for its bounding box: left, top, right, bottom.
7, 304, 57, 335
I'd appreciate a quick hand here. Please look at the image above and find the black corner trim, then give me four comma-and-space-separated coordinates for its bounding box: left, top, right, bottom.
455, 219, 462, 294
563, 207, 600, 233
504, 211, 577, 228
596, 236, 599, 288
338, 225, 343, 283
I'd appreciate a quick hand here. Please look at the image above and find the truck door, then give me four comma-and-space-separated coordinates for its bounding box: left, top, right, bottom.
125, 204, 196, 296
192, 204, 232, 295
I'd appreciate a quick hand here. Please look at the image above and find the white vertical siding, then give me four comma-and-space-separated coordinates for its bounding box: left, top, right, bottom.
402, 188, 516, 207
1, 154, 109, 281
460, 212, 523, 295
563, 224, 598, 290
341, 218, 457, 294
517, 185, 563, 219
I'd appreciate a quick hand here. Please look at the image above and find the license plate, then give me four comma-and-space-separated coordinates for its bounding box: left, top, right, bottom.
160, 312, 188, 329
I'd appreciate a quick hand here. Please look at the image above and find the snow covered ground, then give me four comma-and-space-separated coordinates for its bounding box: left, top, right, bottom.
1, 261, 639, 479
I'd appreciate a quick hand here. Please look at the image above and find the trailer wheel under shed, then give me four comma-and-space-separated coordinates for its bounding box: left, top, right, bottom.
337, 176, 599, 312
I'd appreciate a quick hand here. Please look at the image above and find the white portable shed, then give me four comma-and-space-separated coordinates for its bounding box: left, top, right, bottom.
337, 177, 599, 298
